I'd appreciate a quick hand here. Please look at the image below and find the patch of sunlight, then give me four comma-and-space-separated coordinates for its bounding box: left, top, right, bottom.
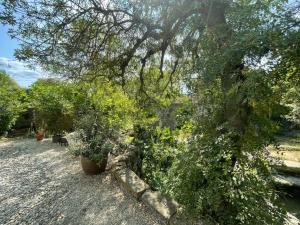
270, 134, 300, 162
0, 137, 9, 143
270, 151, 300, 162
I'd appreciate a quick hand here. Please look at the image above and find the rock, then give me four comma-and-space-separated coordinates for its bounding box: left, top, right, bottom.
141, 190, 179, 220
273, 175, 300, 188
111, 153, 131, 163
113, 168, 149, 199
107, 161, 126, 172
274, 160, 300, 175
286, 212, 300, 225
106, 153, 127, 172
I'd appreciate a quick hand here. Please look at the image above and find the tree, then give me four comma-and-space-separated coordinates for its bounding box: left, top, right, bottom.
0, 71, 25, 135
269, 1, 300, 129
28, 78, 76, 133
1, 0, 299, 224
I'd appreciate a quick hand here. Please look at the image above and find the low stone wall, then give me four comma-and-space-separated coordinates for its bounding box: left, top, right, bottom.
273, 174, 300, 188
110, 154, 300, 225
109, 154, 181, 224
273, 160, 300, 175
114, 168, 150, 199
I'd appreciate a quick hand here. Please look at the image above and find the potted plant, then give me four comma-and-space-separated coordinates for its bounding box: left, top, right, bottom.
79, 139, 112, 175
36, 129, 45, 141
76, 110, 117, 175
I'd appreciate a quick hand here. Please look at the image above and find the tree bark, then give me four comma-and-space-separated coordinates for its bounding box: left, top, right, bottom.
200, 4, 254, 197
203, 1, 250, 137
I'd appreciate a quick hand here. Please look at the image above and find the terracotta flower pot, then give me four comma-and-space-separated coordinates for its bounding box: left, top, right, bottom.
36, 132, 44, 141
80, 155, 108, 175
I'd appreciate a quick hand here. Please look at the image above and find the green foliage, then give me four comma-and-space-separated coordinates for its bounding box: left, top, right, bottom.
2, 0, 300, 224
140, 126, 188, 191
89, 80, 135, 130
75, 111, 113, 163
0, 71, 26, 135
133, 97, 194, 190
73, 80, 135, 162
28, 78, 77, 133
282, 83, 300, 128
129, 66, 289, 225
138, 70, 288, 224
166, 73, 287, 225
167, 136, 285, 225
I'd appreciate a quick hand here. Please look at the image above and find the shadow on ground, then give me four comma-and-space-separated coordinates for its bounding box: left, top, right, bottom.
0, 138, 163, 225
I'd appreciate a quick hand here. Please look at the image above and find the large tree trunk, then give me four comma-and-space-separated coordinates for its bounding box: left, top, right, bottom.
203, 1, 250, 144
199, 2, 253, 217
201, 3, 253, 214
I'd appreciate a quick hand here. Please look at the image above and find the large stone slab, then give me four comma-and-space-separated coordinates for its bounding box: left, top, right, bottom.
273, 175, 300, 188
141, 190, 179, 220
274, 160, 300, 175
106, 159, 126, 172
113, 168, 149, 199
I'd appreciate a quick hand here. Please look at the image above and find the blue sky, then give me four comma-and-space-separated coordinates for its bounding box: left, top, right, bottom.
0, 24, 45, 87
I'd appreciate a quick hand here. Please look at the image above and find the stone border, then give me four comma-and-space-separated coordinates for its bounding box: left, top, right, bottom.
109, 154, 180, 224
108, 154, 300, 225
66, 133, 299, 225
273, 160, 300, 175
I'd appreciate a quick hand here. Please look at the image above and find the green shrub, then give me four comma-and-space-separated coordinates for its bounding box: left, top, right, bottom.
28, 78, 77, 133
72, 80, 135, 162
0, 71, 26, 135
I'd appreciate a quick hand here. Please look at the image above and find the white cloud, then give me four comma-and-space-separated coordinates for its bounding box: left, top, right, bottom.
0, 57, 48, 87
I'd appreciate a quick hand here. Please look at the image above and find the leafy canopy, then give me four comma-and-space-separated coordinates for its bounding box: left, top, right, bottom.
0, 71, 25, 134
28, 78, 77, 133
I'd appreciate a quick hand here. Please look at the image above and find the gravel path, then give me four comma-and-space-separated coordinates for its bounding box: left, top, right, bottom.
0, 138, 164, 225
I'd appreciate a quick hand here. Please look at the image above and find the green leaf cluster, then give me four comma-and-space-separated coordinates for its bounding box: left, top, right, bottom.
28, 78, 77, 133
0, 71, 26, 135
